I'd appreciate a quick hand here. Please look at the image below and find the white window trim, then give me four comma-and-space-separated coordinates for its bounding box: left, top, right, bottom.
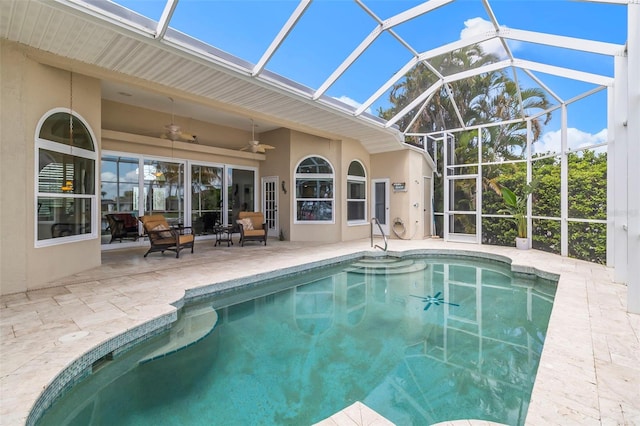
347, 159, 367, 225
294, 155, 335, 224
35, 108, 98, 247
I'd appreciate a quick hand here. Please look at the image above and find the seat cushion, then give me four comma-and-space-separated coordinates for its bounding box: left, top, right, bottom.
178, 234, 194, 244
243, 229, 265, 237
238, 212, 264, 230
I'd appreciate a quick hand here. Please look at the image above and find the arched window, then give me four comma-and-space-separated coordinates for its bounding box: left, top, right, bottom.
347, 160, 367, 223
295, 156, 334, 223
36, 109, 97, 244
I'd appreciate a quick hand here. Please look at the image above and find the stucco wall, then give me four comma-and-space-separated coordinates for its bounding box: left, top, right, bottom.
102, 100, 252, 150
371, 149, 433, 240
1, 42, 101, 295
260, 128, 292, 240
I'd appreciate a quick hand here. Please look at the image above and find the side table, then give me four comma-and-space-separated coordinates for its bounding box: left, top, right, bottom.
214, 225, 234, 247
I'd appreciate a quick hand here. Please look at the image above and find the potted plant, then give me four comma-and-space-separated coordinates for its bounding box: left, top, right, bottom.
499, 180, 538, 250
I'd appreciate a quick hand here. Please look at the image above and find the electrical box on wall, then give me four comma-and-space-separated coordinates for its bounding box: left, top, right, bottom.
392, 182, 406, 192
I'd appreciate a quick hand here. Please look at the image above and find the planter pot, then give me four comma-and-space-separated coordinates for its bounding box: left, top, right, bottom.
515, 237, 529, 250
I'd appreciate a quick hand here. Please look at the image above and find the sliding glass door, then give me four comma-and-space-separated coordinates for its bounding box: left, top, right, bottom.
191, 164, 223, 235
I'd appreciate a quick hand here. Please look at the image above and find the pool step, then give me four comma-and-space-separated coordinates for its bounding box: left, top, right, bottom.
139, 305, 218, 364
346, 258, 428, 275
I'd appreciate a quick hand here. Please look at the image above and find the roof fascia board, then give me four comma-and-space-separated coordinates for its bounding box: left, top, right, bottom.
252, 0, 311, 76
501, 28, 626, 56
162, 34, 255, 75
59, 0, 156, 37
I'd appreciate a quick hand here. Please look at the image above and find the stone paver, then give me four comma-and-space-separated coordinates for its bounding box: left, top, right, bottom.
1, 238, 638, 425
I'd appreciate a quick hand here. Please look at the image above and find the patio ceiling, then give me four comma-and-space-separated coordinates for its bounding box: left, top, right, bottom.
0, 0, 629, 152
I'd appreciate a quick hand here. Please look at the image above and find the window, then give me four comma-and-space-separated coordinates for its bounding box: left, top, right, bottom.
36, 109, 97, 244
347, 160, 366, 223
295, 156, 334, 223
142, 159, 185, 222
227, 167, 256, 225
191, 164, 224, 235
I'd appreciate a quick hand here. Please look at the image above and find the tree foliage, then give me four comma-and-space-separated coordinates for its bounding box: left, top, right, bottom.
377, 44, 607, 264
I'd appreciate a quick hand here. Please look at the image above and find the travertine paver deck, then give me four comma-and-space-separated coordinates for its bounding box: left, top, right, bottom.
1, 238, 638, 425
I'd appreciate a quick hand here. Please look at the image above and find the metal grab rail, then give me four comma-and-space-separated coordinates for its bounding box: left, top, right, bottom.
370, 217, 388, 251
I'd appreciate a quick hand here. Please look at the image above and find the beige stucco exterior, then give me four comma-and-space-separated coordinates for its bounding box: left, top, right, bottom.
371, 149, 433, 240
1, 41, 102, 295
0, 39, 432, 296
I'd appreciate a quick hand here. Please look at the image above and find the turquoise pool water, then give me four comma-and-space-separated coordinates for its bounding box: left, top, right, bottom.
37, 255, 556, 425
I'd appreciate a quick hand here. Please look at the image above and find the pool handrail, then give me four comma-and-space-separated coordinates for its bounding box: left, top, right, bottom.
370, 217, 388, 251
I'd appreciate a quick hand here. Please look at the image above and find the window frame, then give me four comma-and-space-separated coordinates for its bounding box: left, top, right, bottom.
35, 108, 98, 247
347, 160, 367, 225
294, 155, 335, 224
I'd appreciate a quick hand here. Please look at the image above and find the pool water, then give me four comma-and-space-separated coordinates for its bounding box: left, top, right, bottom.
37, 255, 556, 426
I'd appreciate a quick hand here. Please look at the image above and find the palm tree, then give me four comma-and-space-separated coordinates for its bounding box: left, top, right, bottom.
379, 45, 502, 133
379, 44, 551, 237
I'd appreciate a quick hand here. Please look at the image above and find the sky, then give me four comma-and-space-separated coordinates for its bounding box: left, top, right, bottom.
113, 0, 627, 156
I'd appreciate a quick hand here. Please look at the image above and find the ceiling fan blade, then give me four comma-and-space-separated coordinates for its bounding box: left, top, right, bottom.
260, 144, 275, 150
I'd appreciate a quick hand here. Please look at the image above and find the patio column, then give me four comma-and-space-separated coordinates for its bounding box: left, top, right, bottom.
627, 2, 640, 314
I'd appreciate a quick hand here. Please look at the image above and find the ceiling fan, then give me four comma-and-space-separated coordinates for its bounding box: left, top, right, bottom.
240, 119, 274, 153
160, 97, 197, 143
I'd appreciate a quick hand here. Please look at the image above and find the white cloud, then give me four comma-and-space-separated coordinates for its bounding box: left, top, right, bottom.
533, 127, 608, 155
335, 96, 372, 115
460, 17, 521, 60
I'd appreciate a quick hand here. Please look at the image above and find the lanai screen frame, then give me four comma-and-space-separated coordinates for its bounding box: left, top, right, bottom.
409, 87, 610, 263
5, 0, 635, 310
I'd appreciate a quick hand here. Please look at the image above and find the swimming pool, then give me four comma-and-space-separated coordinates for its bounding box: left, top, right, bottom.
35, 254, 556, 425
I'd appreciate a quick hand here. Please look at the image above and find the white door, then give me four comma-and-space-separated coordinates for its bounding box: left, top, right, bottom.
262, 176, 278, 237
424, 176, 433, 238
371, 178, 390, 235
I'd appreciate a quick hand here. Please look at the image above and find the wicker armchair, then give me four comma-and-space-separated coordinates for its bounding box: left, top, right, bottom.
105, 213, 139, 243
139, 215, 195, 258
236, 211, 268, 246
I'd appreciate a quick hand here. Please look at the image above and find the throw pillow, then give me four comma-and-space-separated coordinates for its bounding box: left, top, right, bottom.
237, 218, 254, 231
151, 223, 173, 238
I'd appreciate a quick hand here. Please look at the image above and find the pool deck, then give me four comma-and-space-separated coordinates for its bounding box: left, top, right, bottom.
1, 238, 638, 425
